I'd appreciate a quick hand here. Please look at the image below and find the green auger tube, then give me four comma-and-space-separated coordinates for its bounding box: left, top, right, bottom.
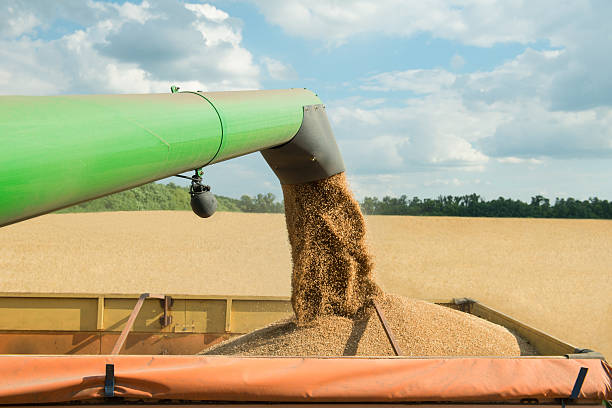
0, 89, 326, 227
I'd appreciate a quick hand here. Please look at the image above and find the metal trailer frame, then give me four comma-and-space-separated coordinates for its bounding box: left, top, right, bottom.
0, 292, 602, 358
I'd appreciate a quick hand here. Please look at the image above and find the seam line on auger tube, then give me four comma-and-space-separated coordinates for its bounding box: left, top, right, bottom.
179, 91, 224, 167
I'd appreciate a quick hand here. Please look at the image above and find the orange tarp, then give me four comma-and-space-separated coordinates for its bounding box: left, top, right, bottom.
0, 355, 610, 404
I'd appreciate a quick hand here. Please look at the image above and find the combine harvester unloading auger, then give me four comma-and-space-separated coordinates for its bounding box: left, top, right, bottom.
0, 88, 344, 226
0, 89, 610, 406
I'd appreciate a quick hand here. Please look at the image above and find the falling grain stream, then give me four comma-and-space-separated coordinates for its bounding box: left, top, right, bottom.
205, 173, 523, 356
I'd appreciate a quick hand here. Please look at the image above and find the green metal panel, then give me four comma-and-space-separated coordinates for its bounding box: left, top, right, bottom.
0, 89, 322, 227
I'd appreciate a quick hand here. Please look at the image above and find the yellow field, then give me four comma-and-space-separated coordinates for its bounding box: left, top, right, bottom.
1, 211, 610, 358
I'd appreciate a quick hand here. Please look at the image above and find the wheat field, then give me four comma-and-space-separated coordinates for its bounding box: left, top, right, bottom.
0, 211, 610, 358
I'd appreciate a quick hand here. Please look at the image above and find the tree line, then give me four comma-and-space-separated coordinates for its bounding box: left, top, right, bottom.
360, 194, 612, 219
57, 183, 284, 214
57, 183, 612, 219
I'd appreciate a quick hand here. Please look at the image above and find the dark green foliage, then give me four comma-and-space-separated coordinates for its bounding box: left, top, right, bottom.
360, 194, 612, 219
57, 183, 283, 214
56, 182, 191, 212
238, 193, 284, 213
57, 182, 611, 219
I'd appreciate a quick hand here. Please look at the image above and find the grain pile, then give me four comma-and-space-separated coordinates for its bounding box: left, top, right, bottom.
204, 293, 522, 356
205, 172, 522, 357
281, 172, 380, 323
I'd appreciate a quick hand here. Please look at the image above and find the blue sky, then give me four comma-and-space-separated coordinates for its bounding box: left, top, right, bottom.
1, 0, 611, 201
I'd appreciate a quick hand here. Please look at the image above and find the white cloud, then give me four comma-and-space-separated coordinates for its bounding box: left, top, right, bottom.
248, 0, 604, 47
429, 134, 488, 165
187, 3, 242, 47
184, 3, 228, 23
480, 104, 612, 159
191, 19, 242, 47
244, 0, 612, 199
262, 57, 298, 81
329, 94, 493, 175
0, 1, 260, 95
104, 63, 194, 93
0, 6, 39, 38
111, 0, 155, 24
346, 43, 612, 163
423, 178, 463, 187
346, 173, 417, 199
251, 0, 612, 112
497, 157, 543, 164
455, 48, 564, 107
361, 69, 456, 94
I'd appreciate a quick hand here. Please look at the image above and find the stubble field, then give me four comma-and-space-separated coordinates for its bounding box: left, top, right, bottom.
0, 211, 610, 358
